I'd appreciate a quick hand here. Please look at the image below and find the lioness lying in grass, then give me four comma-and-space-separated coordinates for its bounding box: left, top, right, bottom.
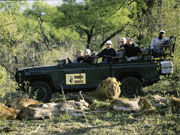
5, 97, 41, 110
17, 99, 89, 120
108, 95, 168, 115
0, 103, 17, 120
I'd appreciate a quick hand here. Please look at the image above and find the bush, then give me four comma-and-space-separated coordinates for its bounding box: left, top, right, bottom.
0, 66, 17, 101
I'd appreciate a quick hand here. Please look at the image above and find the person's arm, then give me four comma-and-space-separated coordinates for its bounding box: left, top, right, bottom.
164, 37, 172, 44
150, 38, 156, 55
77, 57, 83, 63
150, 38, 155, 50
135, 46, 142, 54
97, 49, 105, 58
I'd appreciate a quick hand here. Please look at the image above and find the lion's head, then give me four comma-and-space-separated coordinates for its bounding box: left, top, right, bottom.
5, 97, 40, 110
98, 77, 121, 99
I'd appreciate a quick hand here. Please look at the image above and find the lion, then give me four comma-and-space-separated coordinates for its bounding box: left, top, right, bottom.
17, 100, 89, 120
0, 103, 17, 120
138, 97, 156, 115
169, 95, 180, 113
85, 77, 121, 102
108, 97, 140, 112
17, 102, 60, 120
146, 95, 167, 109
5, 97, 41, 110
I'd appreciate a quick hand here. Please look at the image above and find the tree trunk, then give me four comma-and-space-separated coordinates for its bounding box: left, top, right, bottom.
86, 26, 94, 49
38, 16, 51, 51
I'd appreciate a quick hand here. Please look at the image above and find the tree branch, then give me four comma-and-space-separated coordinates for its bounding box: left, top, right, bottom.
1, 64, 16, 77
100, 22, 129, 48
38, 16, 51, 50
75, 25, 89, 34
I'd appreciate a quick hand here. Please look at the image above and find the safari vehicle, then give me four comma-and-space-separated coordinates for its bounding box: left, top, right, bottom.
15, 38, 176, 102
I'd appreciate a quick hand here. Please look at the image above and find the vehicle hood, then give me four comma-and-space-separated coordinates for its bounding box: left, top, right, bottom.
18, 65, 60, 72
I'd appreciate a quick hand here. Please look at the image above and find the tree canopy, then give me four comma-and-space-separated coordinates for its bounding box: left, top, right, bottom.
0, 0, 179, 78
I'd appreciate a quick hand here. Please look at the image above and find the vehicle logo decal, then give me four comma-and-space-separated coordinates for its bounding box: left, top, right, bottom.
66, 73, 86, 85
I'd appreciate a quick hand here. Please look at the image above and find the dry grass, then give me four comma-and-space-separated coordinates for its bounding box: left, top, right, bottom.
0, 108, 180, 135
0, 91, 180, 135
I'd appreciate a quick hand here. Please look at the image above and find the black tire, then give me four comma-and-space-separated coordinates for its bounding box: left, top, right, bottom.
30, 81, 52, 102
121, 77, 142, 98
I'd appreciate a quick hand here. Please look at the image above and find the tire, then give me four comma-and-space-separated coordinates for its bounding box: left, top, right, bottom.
30, 81, 52, 102
121, 77, 142, 98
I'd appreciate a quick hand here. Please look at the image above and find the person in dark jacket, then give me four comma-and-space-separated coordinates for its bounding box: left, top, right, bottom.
77, 49, 93, 64
124, 38, 141, 61
97, 40, 116, 63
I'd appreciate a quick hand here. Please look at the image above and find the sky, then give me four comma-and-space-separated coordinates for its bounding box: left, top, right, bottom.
27, 0, 63, 6
27, 0, 83, 6
44, 0, 62, 6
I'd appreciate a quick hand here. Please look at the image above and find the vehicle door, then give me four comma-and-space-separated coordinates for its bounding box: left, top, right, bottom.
60, 63, 99, 90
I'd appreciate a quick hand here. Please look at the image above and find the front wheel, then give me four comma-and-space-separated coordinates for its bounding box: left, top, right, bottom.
29, 81, 52, 102
121, 77, 143, 98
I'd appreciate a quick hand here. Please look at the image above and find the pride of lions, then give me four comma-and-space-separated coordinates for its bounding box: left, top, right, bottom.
0, 77, 180, 120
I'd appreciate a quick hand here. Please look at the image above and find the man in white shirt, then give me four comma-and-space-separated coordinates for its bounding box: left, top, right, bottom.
150, 30, 170, 57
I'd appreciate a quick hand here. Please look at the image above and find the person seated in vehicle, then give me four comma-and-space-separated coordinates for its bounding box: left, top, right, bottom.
97, 40, 116, 63
73, 50, 82, 63
116, 37, 127, 57
124, 38, 142, 61
119, 37, 127, 49
150, 30, 173, 57
77, 49, 93, 64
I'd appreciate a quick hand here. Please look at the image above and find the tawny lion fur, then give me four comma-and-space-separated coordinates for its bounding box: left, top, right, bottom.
146, 95, 167, 109
108, 97, 140, 112
170, 95, 180, 113
5, 97, 41, 110
0, 103, 17, 120
138, 97, 156, 115
17, 100, 89, 120
86, 77, 121, 101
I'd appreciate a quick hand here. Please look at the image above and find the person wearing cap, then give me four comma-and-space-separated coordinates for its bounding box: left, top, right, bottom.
150, 30, 171, 57
97, 40, 116, 62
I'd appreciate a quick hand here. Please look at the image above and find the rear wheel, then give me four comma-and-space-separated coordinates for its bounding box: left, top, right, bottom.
30, 81, 52, 102
121, 77, 142, 98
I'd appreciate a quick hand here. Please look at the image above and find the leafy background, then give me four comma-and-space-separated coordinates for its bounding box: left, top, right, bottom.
0, 0, 179, 134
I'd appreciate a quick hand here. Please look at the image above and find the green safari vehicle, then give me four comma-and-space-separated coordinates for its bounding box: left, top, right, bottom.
16, 38, 176, 102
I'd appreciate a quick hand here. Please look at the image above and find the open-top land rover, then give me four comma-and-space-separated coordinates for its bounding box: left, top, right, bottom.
15, 38, 175, 102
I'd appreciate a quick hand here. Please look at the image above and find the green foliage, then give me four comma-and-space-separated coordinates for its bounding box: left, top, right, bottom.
0, 66, 17, 100
0, 0, 179, 101
0, 12, 20, 47
53, 0, 131, 47
0, 1, 26, 14
0, 66, 7, 84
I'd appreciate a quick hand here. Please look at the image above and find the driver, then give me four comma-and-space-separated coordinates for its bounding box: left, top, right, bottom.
150, 30, 172, 57
97, 40, 116, 63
